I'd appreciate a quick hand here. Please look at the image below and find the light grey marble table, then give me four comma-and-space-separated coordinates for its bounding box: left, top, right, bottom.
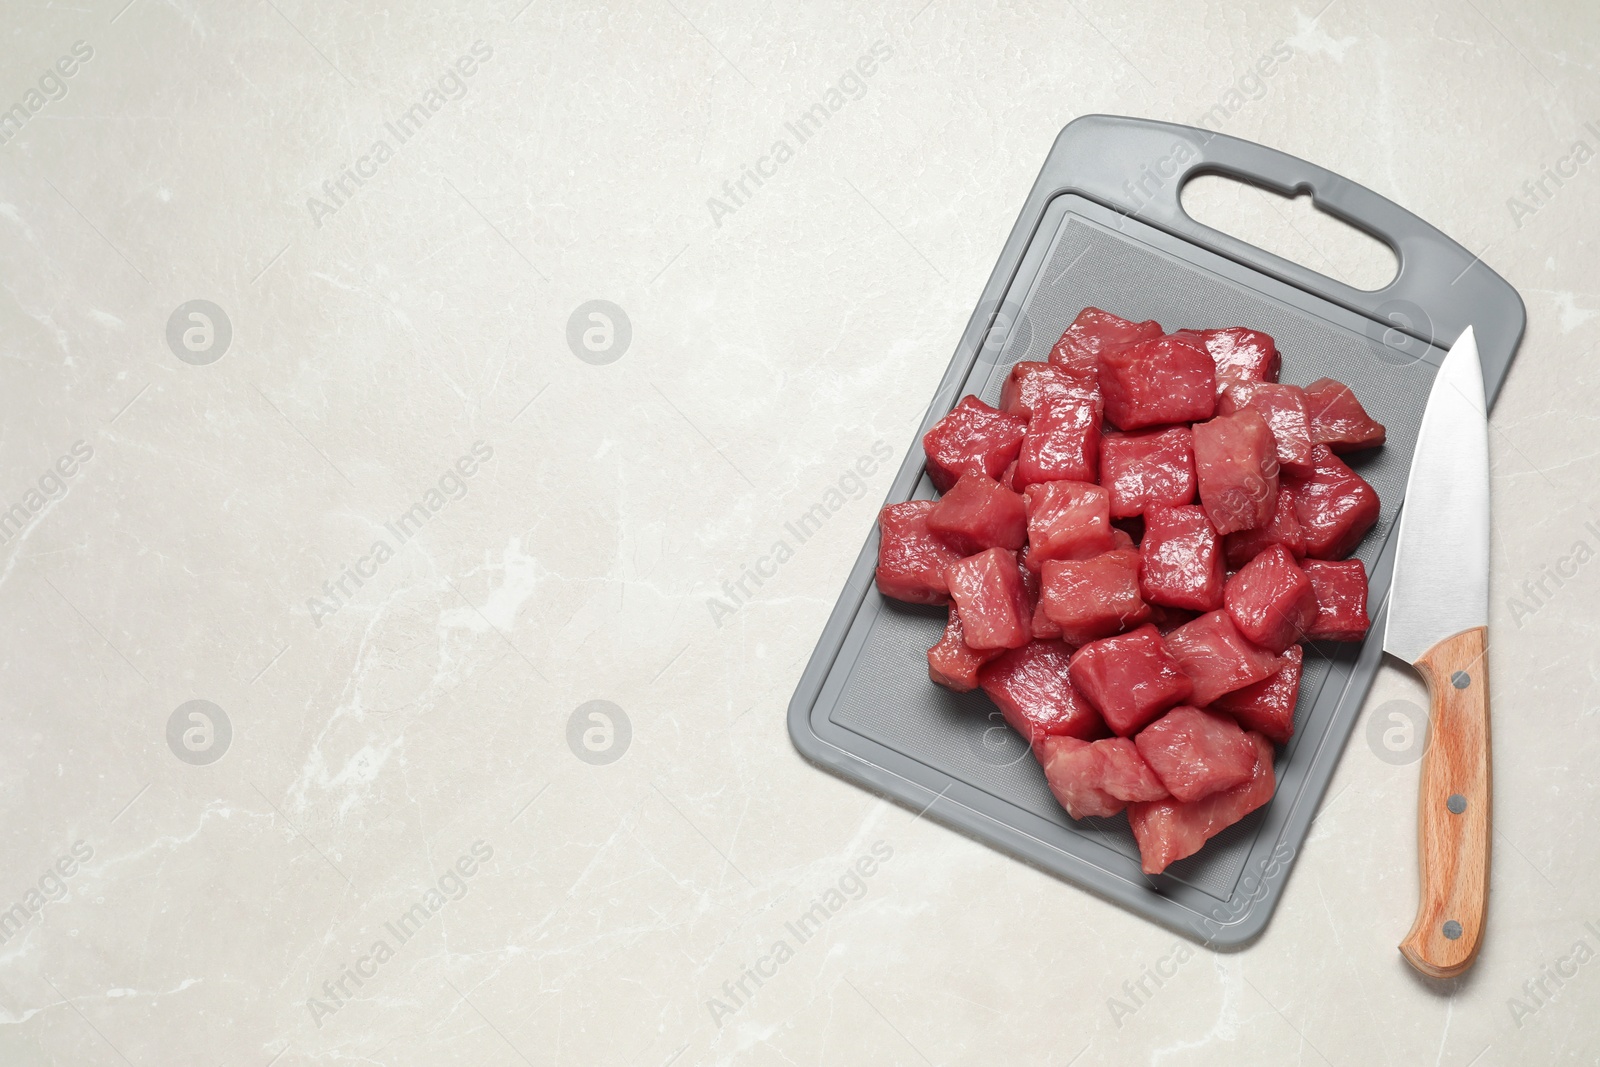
1, 2, 1596, 1064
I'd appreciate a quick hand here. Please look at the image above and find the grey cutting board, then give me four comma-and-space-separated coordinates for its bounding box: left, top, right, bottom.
787, 115, 1524, 947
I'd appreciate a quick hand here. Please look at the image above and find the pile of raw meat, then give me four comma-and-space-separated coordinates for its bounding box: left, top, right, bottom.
876, 308, 1385, 874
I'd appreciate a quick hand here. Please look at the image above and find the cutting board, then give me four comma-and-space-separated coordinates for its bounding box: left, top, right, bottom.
788, 115, 1524, 945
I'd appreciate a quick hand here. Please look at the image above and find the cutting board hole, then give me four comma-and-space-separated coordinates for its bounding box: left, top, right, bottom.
1180, 173, 1399, 292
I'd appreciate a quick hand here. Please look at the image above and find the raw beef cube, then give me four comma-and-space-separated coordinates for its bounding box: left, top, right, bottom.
1285, 445, 1379, 559
1218, 381, 1315, 474
1013, 396, 1102, 489
927, 474, 1027, 554
1000, 459, 1018, 491
1048, 307, 1164, 374
1139, 505, 1225, 612
1037, 737, 1123, 819
1305, 377, 1386, 452
876, 501, 964, 604
979, 640, 1106, 748
1214, 645, 1302, 744
1037, 736, 1167, 819
927, 607, 1004, 692
1000, 361, 1099, 418
1223, 544, 1317, 653
1193, 408, 1279, 535
1069, 623, 1193, 736
1171, 327, 1281, 391
1096, 737, 1171, 803
1100, 427, 1197, 519
922, 396, 1027, 492
1223, 488, 1307, 568
1100, 336, 1218, 430
945, 548, 1033, 650
999, 361, 1049, 416
1128, 732, 1276, 874
1039, 549, 1149, 644
1163, 610, 1280, 706
1302, 558, 1371, 641
1135, 705, 1258, 802
1024, 481, 1114, 569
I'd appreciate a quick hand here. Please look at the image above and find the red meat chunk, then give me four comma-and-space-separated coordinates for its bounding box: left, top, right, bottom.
1024, 481, 1114, 569
1223, 488, 1307, 569
1100, 427, 1197, 519
1039, 549, 1149, 645
1000, 361, 1099, 418
1000, 364, 1043, 417
1139, 505, 1225, 612
1100, 335, 1218, 430
1214, 645, 1302, 744
1162, 610, 1280, 706
1097, 737, 1169, 803
1223, 544, 1317, 653
927, 474, 1027, 554
1038, 737, 1121, 818
979, 640, 1105, 749
1037, 736, 1168, 820
1128, 732, 1276, 874
1069, 624, 1193, 736
1302, 558, 1371, 641
1135, 705, 1258, 803
1305, 377, 1386, 452
927, 607, 1004, 692
1218, 381, 1315, 474
1193, 408, 1279, 535
921, 396, 1027, 492
875, 501, 963, 605
1285, 445, 1379, 559
1171, 327, 1281, 391
944, 548, 1033, 650
1048, 307, 1163, 375
1013, 396, 1102, 490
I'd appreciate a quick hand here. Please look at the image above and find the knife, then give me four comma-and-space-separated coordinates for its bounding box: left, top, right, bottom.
1384, 325, 1492, 979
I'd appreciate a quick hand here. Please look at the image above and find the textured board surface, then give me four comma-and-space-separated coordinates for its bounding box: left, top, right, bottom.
790, 116, 1525, 945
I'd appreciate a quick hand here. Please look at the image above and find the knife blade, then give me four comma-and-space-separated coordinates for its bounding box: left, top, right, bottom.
1383, 325, 1492, 979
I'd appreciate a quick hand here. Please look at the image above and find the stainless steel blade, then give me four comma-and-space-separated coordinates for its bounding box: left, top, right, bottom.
1383, 326, 1491, 664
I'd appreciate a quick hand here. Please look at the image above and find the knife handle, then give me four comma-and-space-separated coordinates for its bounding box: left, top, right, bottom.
1400, 626, 1491, 979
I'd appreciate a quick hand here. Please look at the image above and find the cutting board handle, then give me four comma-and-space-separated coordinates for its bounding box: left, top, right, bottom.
1039, 115, 1522, 401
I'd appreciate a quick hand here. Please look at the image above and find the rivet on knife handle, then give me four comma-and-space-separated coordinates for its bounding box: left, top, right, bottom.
1399, 625, 1491, 979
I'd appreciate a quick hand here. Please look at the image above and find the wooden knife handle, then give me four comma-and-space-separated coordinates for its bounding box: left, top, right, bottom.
1399, 625, 1491, 978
